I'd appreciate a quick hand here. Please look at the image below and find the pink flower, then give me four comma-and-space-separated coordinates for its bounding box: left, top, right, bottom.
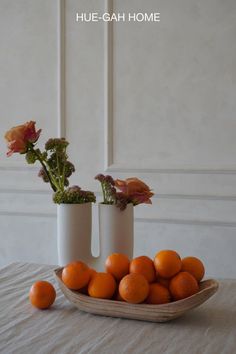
115, 177, 154, 205
24, 121, 41, 143
5, 121, 41, 156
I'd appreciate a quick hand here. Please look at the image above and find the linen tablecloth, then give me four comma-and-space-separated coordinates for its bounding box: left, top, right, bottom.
0, 262, 235, 354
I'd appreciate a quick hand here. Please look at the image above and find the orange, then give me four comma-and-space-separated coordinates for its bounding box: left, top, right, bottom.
119, 273, 149, 304
129, 256, 156, 283
62, 261, 91, 290
105, 253, 130, 281
181, 257, 205, 282
89, 268, 97, 279
154, 250, 181, 279
29, 280, 56, 309
157, 276, 170, 289
78, 286, 88, 295
88, 272, 116, 299
79, 268, 97, 294
113, 289, 124, 301
169, 271, 199, 301
146, 283, 171, 304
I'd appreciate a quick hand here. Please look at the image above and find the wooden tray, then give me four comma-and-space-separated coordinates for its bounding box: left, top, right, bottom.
54, 268, 219, 323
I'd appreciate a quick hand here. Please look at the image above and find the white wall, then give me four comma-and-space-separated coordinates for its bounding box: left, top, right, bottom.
0, 0, 58, 265
0, 0, 236, 278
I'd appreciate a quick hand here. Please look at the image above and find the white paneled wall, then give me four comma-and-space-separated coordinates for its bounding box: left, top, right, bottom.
0, 0, 58, 266
0, 0, 236, 277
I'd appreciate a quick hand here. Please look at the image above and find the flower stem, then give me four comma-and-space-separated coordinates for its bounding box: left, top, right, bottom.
44, 159, 61, 191
61, 161, 66, 191
56, 151, 63, 190
101, 182, 107, 204
29, 145, 57, 192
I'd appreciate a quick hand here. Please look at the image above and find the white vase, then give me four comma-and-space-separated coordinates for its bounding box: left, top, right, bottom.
57, 203, 92, 266
97, 203, 134, 268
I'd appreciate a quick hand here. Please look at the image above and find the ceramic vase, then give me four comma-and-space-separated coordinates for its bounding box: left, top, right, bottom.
57, 203, 92, 266
97, 203, 134, 267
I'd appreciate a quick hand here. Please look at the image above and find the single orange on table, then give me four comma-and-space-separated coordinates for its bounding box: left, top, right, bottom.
129, 255, 156, 283
169, 271, 199, 301
105, 253, 130, 281
62, 261, 91, 290
146, 283, 171, 304
119, 273, 149, 304
181, 257, 205, 282
29, 280, 56, 309
88, 272, 116, 299
154, 250, 181, 279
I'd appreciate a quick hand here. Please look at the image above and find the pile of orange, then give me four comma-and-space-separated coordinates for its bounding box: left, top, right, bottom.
61, 250, 205, 305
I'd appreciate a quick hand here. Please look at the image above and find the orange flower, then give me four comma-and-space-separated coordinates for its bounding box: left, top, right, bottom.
115, 177, 154, 205
5, 121, 41, 156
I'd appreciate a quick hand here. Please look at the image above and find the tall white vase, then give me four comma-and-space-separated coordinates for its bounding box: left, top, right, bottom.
57, 203, 92, 266
98, 203, 134, 268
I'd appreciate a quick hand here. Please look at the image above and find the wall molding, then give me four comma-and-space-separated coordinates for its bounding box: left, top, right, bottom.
1, 188, 236, 201
103, 0, 236, 175
135, 217, 236, 228
2, 1, 235, 230
0, 211, 56, 218
0, 188, 50, 195
2, 188, 235, 226
0, 1, 66, 172
0, 164, 39, 171
104, 0, 114, 169
0, 209, 235, 228
58, 0, 66, 138
155, 193, 236, 201
105, 165, 236, 175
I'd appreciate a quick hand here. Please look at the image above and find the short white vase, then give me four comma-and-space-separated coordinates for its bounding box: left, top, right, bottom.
57, 203, 92, 266
97, 203, 134, 267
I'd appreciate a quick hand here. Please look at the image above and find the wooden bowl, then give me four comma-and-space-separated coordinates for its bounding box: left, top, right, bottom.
54, 268, 219, 323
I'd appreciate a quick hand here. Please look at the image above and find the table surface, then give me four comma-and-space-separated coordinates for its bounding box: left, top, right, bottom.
0, 262, 235, 354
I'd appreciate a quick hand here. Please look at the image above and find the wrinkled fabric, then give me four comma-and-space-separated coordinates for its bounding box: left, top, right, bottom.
0, 262, 235, 354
